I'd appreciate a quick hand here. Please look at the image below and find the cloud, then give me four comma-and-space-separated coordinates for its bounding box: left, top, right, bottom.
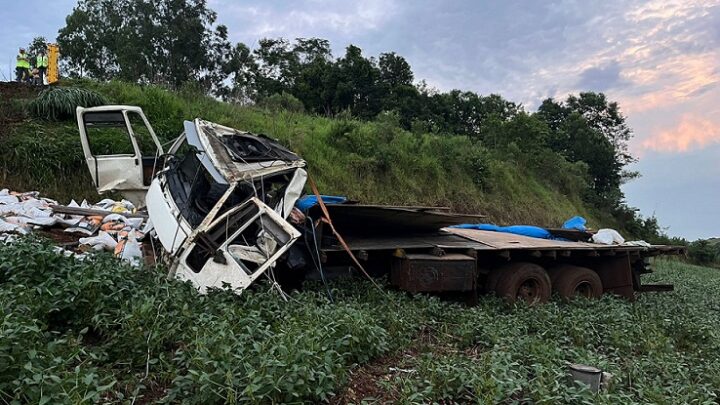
641, 114, 720, 153
576, 61, 623, 92
210, 0, 398, 45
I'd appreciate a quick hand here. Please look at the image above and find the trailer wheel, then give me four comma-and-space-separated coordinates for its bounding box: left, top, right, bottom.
493, 262, 551, 304
548, 265, 603, 300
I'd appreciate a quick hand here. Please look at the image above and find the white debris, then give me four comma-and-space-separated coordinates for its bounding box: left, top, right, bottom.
592, 228, 625, 245
1, 188, 148, 266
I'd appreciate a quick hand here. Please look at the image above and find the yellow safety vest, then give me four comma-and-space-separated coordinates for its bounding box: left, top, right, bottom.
16, 53, 30, 69
37, 55, 48, 68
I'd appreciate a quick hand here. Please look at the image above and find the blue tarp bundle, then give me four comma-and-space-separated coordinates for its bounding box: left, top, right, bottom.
295, 195, 348, 212
562, 216, 587, 231
450, 223, 552, 239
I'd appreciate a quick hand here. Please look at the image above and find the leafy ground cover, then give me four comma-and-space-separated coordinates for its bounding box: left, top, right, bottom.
0, 237, 717, 404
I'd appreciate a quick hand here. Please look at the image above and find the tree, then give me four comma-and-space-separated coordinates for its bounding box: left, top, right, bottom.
378, 52, 413, 88
58, 0, 230, 89
566, 92, 634, 166
26, 37, 48, 60
328, 45, 383, 118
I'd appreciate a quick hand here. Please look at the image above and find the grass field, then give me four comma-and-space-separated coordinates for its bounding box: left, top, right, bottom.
0, 237, 717, 404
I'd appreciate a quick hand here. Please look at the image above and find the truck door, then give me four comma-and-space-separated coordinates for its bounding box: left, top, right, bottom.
76, 106, 164, 199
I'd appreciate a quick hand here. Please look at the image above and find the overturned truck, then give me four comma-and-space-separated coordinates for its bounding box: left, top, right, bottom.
75, 105, 686, 303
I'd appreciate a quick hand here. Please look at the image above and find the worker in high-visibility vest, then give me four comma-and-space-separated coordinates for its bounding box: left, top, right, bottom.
36, 50, 49, 85
16, 48, 30, 82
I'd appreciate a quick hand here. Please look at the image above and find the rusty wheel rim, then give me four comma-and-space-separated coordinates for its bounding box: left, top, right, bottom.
516, 278, 541, 302
574, 281, 593, 298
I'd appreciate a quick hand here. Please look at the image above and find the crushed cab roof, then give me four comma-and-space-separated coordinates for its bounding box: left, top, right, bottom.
186, 119, 306, 184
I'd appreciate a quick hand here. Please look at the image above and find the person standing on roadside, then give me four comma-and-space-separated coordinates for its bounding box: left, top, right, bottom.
36, 49, 49, 85
16, 48, 30, 82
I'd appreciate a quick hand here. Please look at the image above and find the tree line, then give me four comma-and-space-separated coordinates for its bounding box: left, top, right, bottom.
57, 0, 636, 211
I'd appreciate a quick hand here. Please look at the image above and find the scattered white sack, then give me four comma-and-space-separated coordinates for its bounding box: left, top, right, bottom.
79, 231, 118, 251
22, 206, 53, 219
0, 219, 28, 235
25, 216, 58, 226
5, 215, 56, 227
592, 229, 625, 245
0, 194, 19, 204
116, 232, 142, 266
125, 217, 144, 229
102, 213, 129, 224
0, 204, 21, 215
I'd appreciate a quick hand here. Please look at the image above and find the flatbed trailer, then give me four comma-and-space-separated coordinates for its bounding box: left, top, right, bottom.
308, 205, 686, 304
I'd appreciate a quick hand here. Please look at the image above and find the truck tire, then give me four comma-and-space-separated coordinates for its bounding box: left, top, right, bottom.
493, 262, 551, 304
548, 265, 603, 300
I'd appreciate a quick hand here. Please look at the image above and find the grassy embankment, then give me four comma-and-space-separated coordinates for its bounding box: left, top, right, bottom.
0, 238, 717, 404
0, 80, 618, 229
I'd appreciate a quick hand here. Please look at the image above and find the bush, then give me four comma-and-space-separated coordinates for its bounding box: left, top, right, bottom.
28, 87, 107, 120
258, 92, 305, 113
688, 239, 720, 266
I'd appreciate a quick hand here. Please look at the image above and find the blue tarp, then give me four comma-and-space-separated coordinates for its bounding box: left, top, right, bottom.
450, 223, 552, 239
295, 195, 348, 212
562, 216, 587, 231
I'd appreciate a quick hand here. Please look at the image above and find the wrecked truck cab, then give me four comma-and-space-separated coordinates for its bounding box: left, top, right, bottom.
76, 105, 164, 206
145, 118, 308, 293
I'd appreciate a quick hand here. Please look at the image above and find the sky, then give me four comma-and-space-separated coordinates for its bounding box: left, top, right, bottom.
1, 0, 718, 240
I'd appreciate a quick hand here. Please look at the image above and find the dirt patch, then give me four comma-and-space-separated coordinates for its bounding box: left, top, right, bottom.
0, 81, 41, 128
330, 349, 413, 404
330, 328, 442, 404
0, 81, 42, 100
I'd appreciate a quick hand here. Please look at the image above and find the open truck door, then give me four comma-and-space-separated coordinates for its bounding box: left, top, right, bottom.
76, 105, 164, 205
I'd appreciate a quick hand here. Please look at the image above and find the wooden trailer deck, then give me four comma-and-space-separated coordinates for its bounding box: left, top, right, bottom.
321, 227, 684, 257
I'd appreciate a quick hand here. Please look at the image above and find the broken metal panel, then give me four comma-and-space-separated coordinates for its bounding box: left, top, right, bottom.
145, 179, 191, 253
276, 168, 307, 219
391, 253, 477, 293
194, 120, 306, 182
184, 120, 228, 186
173, 197, 301, 294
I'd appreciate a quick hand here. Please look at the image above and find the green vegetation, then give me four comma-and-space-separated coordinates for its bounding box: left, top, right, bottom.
0, 238, 717, 404
1, 80, 610, 229
28, 87, 107, 120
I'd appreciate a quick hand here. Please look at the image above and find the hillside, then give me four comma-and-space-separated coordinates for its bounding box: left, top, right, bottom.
0, 80, 624, 231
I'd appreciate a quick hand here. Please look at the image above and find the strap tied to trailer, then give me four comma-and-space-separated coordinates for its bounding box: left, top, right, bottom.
307, 176, 386, 294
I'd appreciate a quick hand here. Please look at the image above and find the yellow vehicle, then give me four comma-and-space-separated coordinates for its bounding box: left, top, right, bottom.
46, 43, 59, 84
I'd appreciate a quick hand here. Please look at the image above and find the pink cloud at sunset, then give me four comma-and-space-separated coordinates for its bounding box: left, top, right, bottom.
640, 114, 720, 153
